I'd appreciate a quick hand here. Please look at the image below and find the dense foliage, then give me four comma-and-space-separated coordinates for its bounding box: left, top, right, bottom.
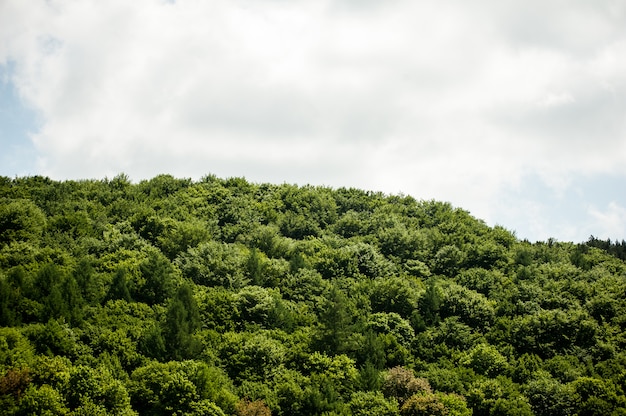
1, 174, 625, 415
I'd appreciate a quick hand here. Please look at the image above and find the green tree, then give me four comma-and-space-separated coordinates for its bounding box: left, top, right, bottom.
525, 374, 576, 416
129, 361, 234, 416
236, 285, 294, 330
368, 312, 415, 348
195, 286, 239, 332
106, 268, 132, 303
316, 286, 357, 354
14, 384, 69, 416
138, 324, 166, 361
163, 284, 201, 360
370, 276, 421, 318
0, 274, 21, 326
60, 274, 84, 325
569, 376, 621, 416
176, 241, 249, 289
0, 328, 35, 370
0, 199, 46, 246
73, 258, 100, 305
420, 277, 442, 325
305, 352, 359, 397
135, 250, 175, 305
466, 377, 533, 416
356, 330, 386, 371
220, 332, 287, 382
26, 319, 78, 358
65, 365, 135, 415
437, 392, 472, 416
358, 360, 385, 391
461, 343, 509, 377
157, 218, 211, 260
433, 245, 465, 276
439, 280, 496, 327
348, 390, 399, 416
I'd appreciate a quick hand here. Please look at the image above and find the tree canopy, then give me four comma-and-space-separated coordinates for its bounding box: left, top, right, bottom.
1, 174, 625, 415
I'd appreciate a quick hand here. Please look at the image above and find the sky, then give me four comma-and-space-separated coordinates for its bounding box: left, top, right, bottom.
1, 0, 625, 243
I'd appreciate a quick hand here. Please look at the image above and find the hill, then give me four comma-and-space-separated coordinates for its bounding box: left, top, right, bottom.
1, 174, 625, 415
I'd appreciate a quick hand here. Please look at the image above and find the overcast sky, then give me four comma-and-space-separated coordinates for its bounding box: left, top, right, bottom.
1, 0, 626, 243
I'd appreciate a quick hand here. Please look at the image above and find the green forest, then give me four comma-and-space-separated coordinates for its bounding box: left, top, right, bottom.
1, 174, 626, 415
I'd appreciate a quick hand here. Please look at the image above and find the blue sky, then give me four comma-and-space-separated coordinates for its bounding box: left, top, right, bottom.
0, 63, 38, 176
1, 0, 625, 243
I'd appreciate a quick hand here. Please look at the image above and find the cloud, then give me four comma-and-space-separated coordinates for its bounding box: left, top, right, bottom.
1, 0, 626, 240
589, 202, 626, 241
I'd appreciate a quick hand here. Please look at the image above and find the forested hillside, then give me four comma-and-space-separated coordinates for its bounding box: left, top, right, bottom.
1, 174, 625, 415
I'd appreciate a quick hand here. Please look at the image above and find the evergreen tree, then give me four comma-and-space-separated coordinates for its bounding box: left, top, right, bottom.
73, 258, 99, 305
317, 286, 355, 354
106, 268, 132, 302
163, 284, 201, 360
136, 250, 174, 305
420, 277, 441, 325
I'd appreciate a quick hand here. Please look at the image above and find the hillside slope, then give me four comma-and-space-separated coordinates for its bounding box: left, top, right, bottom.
1, 174, 625, 415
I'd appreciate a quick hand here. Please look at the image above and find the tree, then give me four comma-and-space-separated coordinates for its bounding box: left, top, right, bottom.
129, 361, 234, 416
461, 343, 509, 377
438, 280, 495, 327
370, 276, 421, 317
433, 245, 465, 276
135, 250, 175, 305
65, 365, 134, 415
221, 333, 287, 382
245, 248, 265, 286
437, 392, 472, 416
235, 398, 272, 416
466, 377, 533, 416
358, 360, 384, 391
106, 268, 132, 303
525, 374, 576, 416
569, 376, 621, 416
304, 352, 359, 397
176, 241, 249, 289
73, 258, 100, 305
0, 199, 46, 246
316, 286, 356, 354
157, 218, 211, 260
14, 384, 69, 416
235, 285, 294, 330
60, 274, 84, 325
356, 330, 386, 371
420, 277, 442, 325
0, 274, 21, 326
0, 367, 31, 400
163, 284, 201, 360
0, 327, 35, 370
138, 324, 166, 361
400, 393, 447, 416
368, 312, 415, 348
382, 367, 432, 406
195, 286, 239, 332
348, 391, 399, 416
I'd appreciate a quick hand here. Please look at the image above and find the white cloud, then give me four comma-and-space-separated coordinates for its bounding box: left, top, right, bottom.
589, 202, 626, 240
1, 0, 626, 240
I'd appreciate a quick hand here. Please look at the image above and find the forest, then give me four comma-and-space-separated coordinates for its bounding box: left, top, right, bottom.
1, 173, 625, 415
